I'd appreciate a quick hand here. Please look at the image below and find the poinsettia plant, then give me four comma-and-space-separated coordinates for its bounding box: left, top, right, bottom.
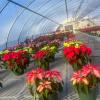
0, 49, 10, 60
22, 46, 33, 56
63, 40, 92, 71
71, 64, 100, 100
32, 50, 49, 70
1, 50, 29, 75
41, 45, 58, 62
26, 68, 63, 100
49, 39, 60, 48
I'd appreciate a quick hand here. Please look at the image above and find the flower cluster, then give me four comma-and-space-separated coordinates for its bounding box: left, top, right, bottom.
26, 68, 63, 95
41, 45, 57, 55
0, 49, 10, 60
71, 64, 100, 87
63, 40, 82, 47
63, 44, 91, 60
23, 47, 33, 55
2, 50, 29, 70
63, 40, 92, 70
32, 50, 47, 59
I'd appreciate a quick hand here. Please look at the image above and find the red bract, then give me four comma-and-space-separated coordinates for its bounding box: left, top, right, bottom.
63, 46, 74, 55
33, 50, 47, 59
66, 51, 75, 59
2, 53, 11, 61
74, 48, 80, 54
87, 48, 92, 55
16, 59, 22, 66
11, 52, 22, 59
23, 58, 29, 64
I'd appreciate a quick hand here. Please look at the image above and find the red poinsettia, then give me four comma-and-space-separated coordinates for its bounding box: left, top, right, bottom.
2, 52, 11, 61
80, 45, 92, 55
32, 50, 47, 59
63, 43, 92, 65
2, 50, 29, 70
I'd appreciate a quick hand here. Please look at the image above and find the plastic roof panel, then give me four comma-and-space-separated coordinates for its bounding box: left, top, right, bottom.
0, 0, 100, 50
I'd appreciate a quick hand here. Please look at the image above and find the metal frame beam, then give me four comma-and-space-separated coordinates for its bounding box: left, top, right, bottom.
64, 0, 68, 21
73, 0, 84, 20
7, 0, 60, 25
6, 0, 36, 48
0, 1, 9, 13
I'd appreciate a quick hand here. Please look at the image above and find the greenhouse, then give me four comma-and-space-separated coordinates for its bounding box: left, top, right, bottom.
0, 0, 100, 100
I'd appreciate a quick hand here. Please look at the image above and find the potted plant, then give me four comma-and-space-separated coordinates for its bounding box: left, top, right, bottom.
1, 50, 29, 75
71, 64, 100, 100
32, 50, 50, 70
41, 45, 58, 62
63, 40, 92, 71
23, 46, 33, 56
49, 45, 58, 62
26, 68, 63, 100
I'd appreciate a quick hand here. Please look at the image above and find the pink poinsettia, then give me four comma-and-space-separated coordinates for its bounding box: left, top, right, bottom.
45, 70, 62, 81
26, 68, 44, 85
71, 64, 100, 86
82, 64, 100, 78
26, 68, 63, 95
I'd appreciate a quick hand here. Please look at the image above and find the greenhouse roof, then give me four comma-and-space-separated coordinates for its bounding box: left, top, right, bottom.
0, 0, 100, 49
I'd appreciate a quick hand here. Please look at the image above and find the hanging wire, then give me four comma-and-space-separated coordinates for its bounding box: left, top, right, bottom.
73, 0, 84, 20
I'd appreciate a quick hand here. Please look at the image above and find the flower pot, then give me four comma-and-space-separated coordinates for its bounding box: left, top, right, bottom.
34, 60, 49, 70
49, 55, 55, 62
12, 67, 24, 75
71, 59, 88, 71
71, 63, 82, 71
78, 87, 97, 100
39, 93, 58, 100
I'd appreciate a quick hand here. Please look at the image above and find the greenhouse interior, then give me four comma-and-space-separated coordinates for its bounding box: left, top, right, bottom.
0, 0, 100, 100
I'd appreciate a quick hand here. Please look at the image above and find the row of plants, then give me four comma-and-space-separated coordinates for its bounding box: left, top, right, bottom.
0, 32, 79, 100
80, 26, 100, 37
63, 39, 100, 100
0, 38, 61, 75
25, 40, 63, 100
25, 32, 76, 100
80, 26, 100, 33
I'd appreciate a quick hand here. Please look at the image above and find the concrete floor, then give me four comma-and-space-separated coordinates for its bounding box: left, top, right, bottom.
0, 33, 100, 100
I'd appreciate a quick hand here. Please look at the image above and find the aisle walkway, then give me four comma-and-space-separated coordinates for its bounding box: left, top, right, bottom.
0, 33, 100, 100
